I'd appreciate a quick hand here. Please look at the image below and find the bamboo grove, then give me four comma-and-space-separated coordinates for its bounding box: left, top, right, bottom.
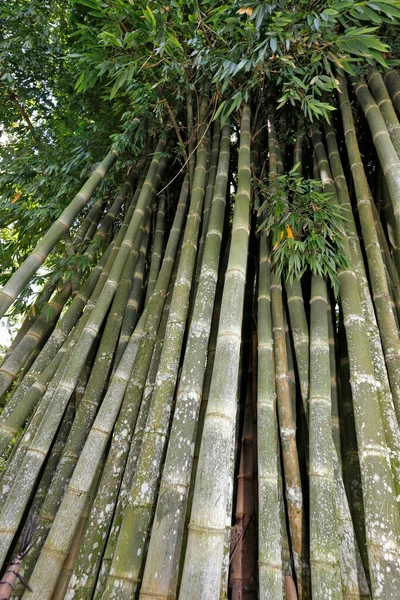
3, 2, 400, 599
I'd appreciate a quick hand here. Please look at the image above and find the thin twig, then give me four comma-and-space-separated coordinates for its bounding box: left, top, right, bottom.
163, 99, 189, 162
157, 95, 218, 196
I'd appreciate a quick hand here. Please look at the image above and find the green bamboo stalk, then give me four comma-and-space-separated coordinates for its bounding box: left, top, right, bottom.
77, 194, 186, 599
102, 98, 211, 600
178, 102, 251, 599
16, 210, 151, 583
380, 173, 400, 278
21, 174, 189, 600
196, 120, 221, 278
59, 316, 148, 600
7, 159, 140, 388
73, 197, 106, 251
333, 449, 371, 599
77, 245, 180, 600
144, 193, 166, 305
268, 113, 308, 600
0, 282, 72, 402
0, 150, 119, 319
328, 299, 342, 468
89, 268, 176, 600
309, 275, 342, 599
323, 119, 400, 498
311, 152, 371, 596
85, 160, 146, 262
312, 126, 400, 598
1, 168, 141, 412
337, 318, 369, 579
368, 196, 400, 322
179, 239, 227, 597
220, 422, 237, 600
271, 273, 308, 599
277, 436, 292, 583
352, 77, 400, 239
8, 282, 56, 354
0, 244, 113, 457
9, 401, 76, 599
51, 457, 104, 600
92, 300, 172, 600
337, 77, 400, 420
139, 120, 230, 600
257, 223, 282, 597
0, 320, 85, 507
368, 69, 400, 157
0, 136, 167, 569
113, 220, 149, 369
286, 126, 309, 411
384, 69, 400, 115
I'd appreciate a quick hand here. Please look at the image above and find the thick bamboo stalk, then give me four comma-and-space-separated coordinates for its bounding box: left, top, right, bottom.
230, 365, 257, 600
384, 69, 400, 115
337, 319, 369, 579
368, 69, 400, 157
268, 113, 308, 600
144, 193, 166, 304
113, 220, 149, 369
312, 126, 400, 598
196, 120, 221, 279
179, 240, 227, 597
0, 244, 113, 456
89, 272, 175, 600
271, 273, 308, 599
20, 172, 189, 600
16, 211, 150, 582
368, 196, 400, 320
337, 77, 400, 421
139, 120, 230, 600
8, 282, 56, 353
73, 197, 106, 251
60, 315, 146, 600
0, 319, 87, 506
4, 162, 142, 416
0, 282, 72, 402
257, 231, 282, 599
352, 78, 400, 239
85, 160, 146, 262
2, 173, 140, 408
309, 275, 342, 599
328, 299, 341, 468
114, 230, 149, 370
0, 176, 134, 442
0, 137, 167, 570
178, 102, 251, 599
333, 452, 371, 600
187, 91, 196, 190
102, 98, 211, 600
0, 150, 119, 318
286, 128, 309, 411
74, 184, 187, 600
323, 119, 400, 498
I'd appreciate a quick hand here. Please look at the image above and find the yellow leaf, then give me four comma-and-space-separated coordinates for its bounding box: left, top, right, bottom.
11, 192, 21, 204
237, 7, 254, 16
286, 225, 293, 238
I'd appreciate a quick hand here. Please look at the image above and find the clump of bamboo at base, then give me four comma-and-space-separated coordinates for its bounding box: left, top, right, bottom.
2, 45, 400, 600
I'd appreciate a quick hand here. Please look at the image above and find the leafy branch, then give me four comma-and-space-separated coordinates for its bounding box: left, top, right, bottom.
257, 167, 350, 295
